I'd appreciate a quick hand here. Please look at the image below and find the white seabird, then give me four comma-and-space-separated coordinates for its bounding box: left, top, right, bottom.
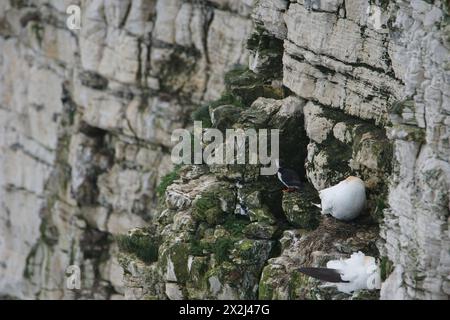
298, 251, 381, 294
315, 176, 366, 221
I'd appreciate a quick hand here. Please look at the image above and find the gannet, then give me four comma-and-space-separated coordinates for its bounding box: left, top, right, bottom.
275, 160, 304, 192
298, 251, 381, 294
314, 176, 366, 221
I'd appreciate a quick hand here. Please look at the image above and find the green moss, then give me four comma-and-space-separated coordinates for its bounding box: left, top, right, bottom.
169, 242, 191, 282
238, 239, 254, 251
189, 214, 249, 262
210, 104, 243, 131
388, 99, 414, 116
213, 215, 248, 263
224, 65, 255, 87
234, 239, 256, 261
380, 256, 394, 281
372, 194, 388, 222
156, 165, 181, 198
214, 238, 235, 263
288, 271, 310, 299
191, 104, 212, 127
204, 261, 238, 283
391, 124, 426, 143
192, 187, 236, 225
211, 91, 245, 109
193, 194, 222, 224
258, 266, 276, 299
248, 205, 276, 224
205, 207, 227, 225
222, 215, 249, 237
224, 66, 284, 107
30, 22, 44, 46
191, 53, 284, 127
116, 233, 159, 264
186, 256, 210, 297
191, 91, 244, 128
258, 282, 271, 299
351, 289, 380, 300
282, 188, 320, 230
192, 215, 249, 263
243, 222, 277, 239
189, 238, 211, 256
193, 196, 213, 213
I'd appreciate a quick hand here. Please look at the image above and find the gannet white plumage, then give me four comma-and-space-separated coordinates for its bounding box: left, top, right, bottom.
315, 176, 366, 221
298, 252, 381, 294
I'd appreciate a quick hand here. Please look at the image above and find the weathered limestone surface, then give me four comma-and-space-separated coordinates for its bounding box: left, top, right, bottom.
379, 0, 450, 299
0, 0, 253, 299
0, 0, 448, 300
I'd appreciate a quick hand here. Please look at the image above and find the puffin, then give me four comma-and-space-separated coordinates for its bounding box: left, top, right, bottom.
275, 160, 303, 192
314, 176, 366, 221
297, 251, 381, 294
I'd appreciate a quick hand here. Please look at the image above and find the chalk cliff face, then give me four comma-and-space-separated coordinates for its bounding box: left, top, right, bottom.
0, 0, 254, 299
0, 0, 448, 300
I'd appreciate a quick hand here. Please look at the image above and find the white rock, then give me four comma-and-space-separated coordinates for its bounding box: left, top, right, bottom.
165, 282, 184, 300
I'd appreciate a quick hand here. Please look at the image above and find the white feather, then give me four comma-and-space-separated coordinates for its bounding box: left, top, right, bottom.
319, 176, 366, 221
326, 252, 381, 293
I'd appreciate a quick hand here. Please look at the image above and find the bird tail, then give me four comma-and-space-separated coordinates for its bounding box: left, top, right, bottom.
312, 202, 321, 209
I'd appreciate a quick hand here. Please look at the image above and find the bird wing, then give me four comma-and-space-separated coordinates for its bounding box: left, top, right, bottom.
280, 168, 303, 187
297, 267, 349, 283
318, 187, 334, 214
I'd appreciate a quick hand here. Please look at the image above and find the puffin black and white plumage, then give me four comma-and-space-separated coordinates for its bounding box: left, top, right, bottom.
275, 160, 303, 192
